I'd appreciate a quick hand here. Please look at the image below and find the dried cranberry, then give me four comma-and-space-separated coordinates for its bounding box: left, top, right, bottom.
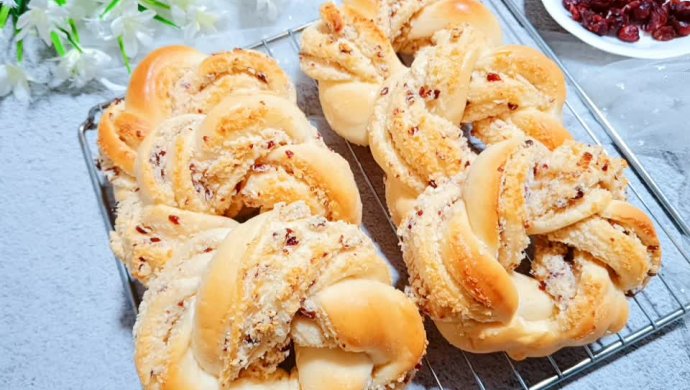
618, 24, 641, 41
671, 15, 690, 35
582, 9, 610, 35
645, 3, 669, 32
569, 4, 583, 21
486, 73, 502, 82
607, 8, 627, 30
629, 0, 652, 21
590, 0, 613, 12
652, 24, 677, 39
670, 0, 690, 19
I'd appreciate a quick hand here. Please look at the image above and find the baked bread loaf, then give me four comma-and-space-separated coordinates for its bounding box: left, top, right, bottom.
300, 0, 567, 147
101, 47, 363, 284
99, 46, 295, 179
302, 0, 662, 359
134, 202, 427, 389
399, 139, 661, 359
301, 1, 571, 223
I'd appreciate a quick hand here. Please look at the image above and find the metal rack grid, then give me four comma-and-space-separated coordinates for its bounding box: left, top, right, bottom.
79, 0, 690, 388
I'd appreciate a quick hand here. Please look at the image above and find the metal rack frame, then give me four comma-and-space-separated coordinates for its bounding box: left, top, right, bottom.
79, 1, 690, 388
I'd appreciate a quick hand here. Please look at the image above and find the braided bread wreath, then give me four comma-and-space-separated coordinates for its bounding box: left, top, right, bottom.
97, 48, 428, 388
100, 47, 364, 284
301, 0, 662, 359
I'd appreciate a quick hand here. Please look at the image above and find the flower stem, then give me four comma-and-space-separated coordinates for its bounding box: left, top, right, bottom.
117, 36, 132, 73
0, 5, 10, 29
59, 27, 83, 53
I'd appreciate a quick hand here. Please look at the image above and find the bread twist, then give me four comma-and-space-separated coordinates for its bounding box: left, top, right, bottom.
301, 0, 571, 223
300, 0, 567, 148
399, 139, 661, 359
102, 48, 362, 284
134, 202, 427, 389
99, 46, 296, 178
302, 0, 662, 358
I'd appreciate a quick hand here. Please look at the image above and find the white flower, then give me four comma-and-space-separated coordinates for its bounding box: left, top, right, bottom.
168, 0, 199, 9
255, 0, 281, 21
109, 2, 156, 57
0, 63, 33, 102
66, 0, 103, 21
16, 0, 69, 46
3, 0, 18, 9
51, 48, 112, 88
172, 4, 219, 40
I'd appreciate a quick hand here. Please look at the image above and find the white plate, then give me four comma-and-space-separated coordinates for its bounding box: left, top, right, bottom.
541, 0, 690, 59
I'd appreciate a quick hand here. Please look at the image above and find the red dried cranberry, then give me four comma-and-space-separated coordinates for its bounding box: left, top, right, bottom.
670, 0, 690, 19
671, 16, 690, 35
652, 24, 677, 39
590, 0, 613, 12
486, 73, 502, 82
645, 3, 669, 32
630, 1, 652, 21
582, 9, 610, 35
618, 24, 641, 41
607, 8, 627, 30
569, 4, 583, 21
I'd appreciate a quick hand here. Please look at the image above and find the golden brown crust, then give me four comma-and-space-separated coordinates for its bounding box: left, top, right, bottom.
400, 139, 660, 359
301, 0, 662, 361
98, 46, 295, 176
134, 203, 426, 389
113, 92, 363, 284
104, 47, 364, 284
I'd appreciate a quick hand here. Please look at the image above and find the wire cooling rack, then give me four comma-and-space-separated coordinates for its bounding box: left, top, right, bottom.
79, 0, 690, 388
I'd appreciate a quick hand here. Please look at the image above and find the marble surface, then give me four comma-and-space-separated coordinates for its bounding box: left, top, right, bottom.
1, 1, 689, 389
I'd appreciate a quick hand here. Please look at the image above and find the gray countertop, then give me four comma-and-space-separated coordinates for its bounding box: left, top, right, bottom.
1, 1, 689, 388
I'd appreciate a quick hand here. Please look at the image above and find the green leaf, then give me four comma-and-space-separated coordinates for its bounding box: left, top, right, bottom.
16, 40, 24, 63
137, 4, 179, 28
100, 0, 122, 19
53, 0, 67, 6
117, 36, 132, 73
51, 31, 66, 56
69, 19, 80, 43
140, 0, 171, 10
0, 5, 10, 29
153, 13, 179, 28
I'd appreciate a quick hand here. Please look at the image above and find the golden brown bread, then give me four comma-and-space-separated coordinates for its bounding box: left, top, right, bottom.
400, 140, 660, 359
103, 47, 363, 284
134, 202, 426, 389
300, 0, 566, 147
98, 46, 296, 177
302, 0, 662, 359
